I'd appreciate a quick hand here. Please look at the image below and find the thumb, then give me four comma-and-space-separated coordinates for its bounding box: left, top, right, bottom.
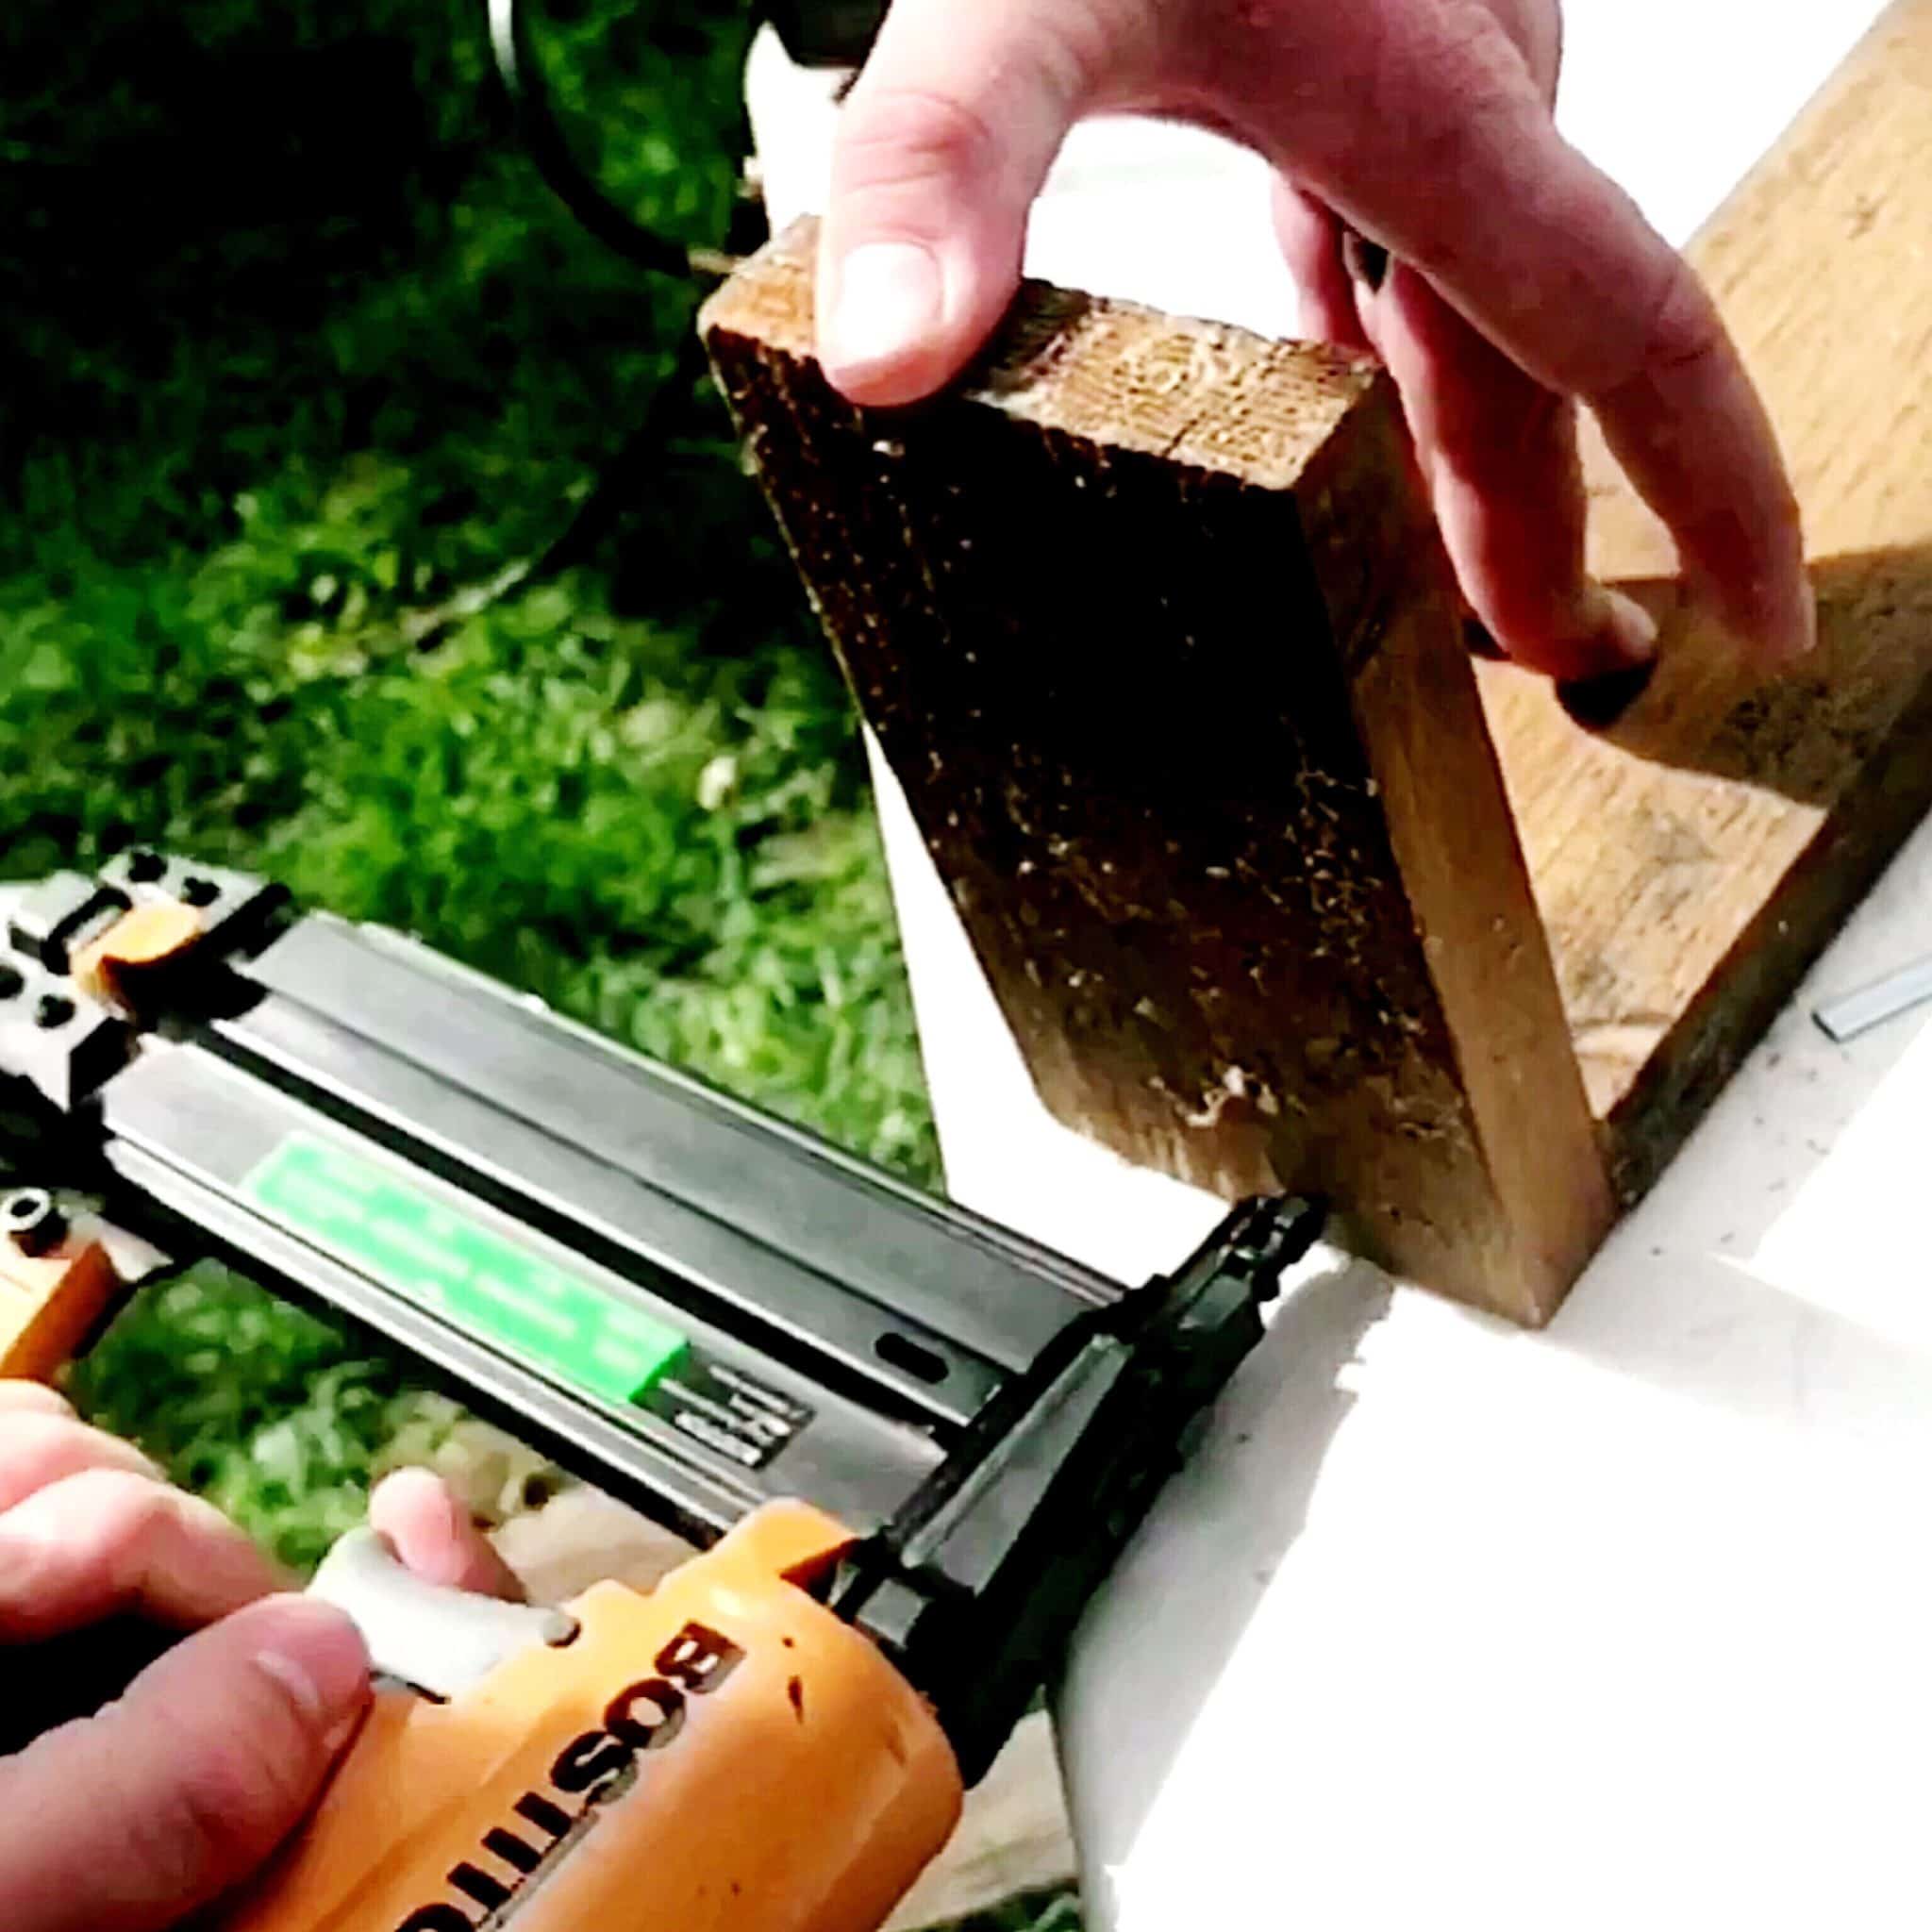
0, 1595, 370, 1932
817, 0, 1103, 403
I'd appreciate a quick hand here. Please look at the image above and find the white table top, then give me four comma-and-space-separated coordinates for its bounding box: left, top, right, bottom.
746, 9, 1932, 1923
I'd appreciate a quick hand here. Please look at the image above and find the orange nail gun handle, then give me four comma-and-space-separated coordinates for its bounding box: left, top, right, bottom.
222, 1502, 962, 1932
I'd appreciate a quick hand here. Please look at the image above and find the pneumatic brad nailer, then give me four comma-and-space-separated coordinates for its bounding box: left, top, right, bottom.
0, 854, 1322, 1930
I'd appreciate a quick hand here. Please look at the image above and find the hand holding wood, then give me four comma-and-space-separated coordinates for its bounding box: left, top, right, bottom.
814, 0, 1812, 680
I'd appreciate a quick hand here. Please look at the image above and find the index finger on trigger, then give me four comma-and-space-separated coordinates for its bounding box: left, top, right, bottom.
368, 1468, 527, 1603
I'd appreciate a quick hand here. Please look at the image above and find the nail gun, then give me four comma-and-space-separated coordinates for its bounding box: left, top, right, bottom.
0, 853, 1322, 1931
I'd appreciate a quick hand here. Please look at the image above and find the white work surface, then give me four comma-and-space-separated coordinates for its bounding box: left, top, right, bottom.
747, 8, 1932, 1924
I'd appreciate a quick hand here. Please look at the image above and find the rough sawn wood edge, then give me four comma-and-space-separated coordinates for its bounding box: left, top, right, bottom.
703, 225, 1612, 1325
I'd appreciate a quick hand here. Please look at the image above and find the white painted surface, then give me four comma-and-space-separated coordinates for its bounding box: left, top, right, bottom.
747, 8, 1932, 1924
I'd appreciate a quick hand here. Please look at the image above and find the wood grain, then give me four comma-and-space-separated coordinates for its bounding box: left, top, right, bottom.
1482, 0, 1932, 1198
703, 230, 1611, 1324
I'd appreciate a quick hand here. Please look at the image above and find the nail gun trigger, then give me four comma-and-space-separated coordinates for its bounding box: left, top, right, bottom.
308, 1525, 579, 1704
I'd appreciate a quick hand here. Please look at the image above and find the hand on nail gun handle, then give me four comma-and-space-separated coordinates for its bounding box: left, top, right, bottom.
815, 0, 1812, 683
0, 1385, 514, 1932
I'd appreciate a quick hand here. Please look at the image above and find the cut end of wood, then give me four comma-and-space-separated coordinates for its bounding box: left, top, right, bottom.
702, 219, 1382, 494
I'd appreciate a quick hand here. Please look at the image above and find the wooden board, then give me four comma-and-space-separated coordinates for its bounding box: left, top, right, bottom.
704, 238, 1611, 1324
1480, 0, 1932, 1200
702, 0, 1932, 1323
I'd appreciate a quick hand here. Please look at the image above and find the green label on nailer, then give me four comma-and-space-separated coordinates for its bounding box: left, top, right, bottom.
242, 1132, 690, 1407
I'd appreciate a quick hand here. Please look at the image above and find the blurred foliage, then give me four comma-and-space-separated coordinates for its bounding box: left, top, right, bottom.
69, 1268, 438, 1569
957, 1895, 1085, 1932
2, 0, 933, 1168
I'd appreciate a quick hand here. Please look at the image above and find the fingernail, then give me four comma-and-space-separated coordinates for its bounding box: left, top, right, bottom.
1464, 618, 1506, 661
1599, 586, 1659, 666
1341, 231, 1391, 294
1551, 583, 1658, 712
827, 242, 942, 376
250, 1597, 370, 1728
1705, 566, 1817, 666
1557, 658, 1656, 730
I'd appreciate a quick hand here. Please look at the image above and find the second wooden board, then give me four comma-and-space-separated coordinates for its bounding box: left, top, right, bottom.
1482, 0, 1932, 1200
